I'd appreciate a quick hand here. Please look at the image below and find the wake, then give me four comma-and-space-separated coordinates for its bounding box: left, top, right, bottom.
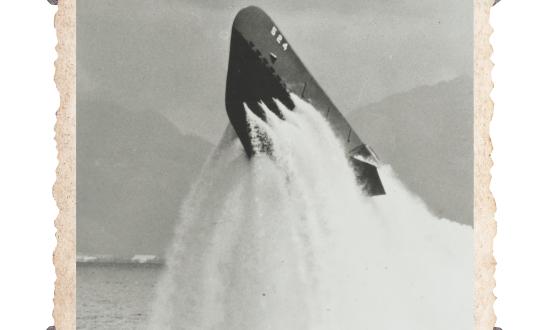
148, 95, 473, 330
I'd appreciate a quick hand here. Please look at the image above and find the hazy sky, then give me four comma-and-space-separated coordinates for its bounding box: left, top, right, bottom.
77, 0, 473, 255
78, 0, 472, 143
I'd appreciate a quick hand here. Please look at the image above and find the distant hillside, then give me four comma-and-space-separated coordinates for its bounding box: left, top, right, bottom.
77, 100, 214, 256
349, 76, 473, 225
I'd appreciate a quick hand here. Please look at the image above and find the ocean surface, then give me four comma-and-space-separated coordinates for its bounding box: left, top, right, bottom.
78, 95, 472, 329
77, 264, 163, 330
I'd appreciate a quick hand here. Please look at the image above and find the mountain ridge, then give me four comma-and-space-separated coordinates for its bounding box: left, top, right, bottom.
77, 100, 215, 256
349, 76, 473, 225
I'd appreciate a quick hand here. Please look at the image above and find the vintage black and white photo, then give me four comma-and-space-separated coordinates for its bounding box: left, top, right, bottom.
72, 1, 481, 329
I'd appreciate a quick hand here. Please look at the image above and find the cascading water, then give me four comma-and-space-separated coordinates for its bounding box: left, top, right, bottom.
148, 94, 473, 330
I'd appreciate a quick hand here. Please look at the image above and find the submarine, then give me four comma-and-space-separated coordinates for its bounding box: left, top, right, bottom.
225, 6, 385, 196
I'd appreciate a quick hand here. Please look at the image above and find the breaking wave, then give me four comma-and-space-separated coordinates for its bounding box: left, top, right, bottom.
148, 95, 473, 330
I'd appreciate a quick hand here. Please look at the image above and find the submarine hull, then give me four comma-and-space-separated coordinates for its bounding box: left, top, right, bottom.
225, 6, 385, 196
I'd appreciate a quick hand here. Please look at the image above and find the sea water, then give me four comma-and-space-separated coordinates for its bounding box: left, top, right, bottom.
77, 264, 161, 330
145, 95, 473, 330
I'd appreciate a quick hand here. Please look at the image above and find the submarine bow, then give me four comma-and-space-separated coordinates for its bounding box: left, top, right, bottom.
225, 6, 385, 196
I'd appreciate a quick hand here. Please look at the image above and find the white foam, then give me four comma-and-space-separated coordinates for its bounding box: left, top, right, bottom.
148, 95, 473, 330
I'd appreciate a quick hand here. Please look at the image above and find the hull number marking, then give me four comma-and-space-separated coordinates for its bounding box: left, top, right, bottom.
271, 26, 288, 51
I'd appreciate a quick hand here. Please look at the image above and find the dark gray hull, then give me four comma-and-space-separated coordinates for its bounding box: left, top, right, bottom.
225, 6, 385, 196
